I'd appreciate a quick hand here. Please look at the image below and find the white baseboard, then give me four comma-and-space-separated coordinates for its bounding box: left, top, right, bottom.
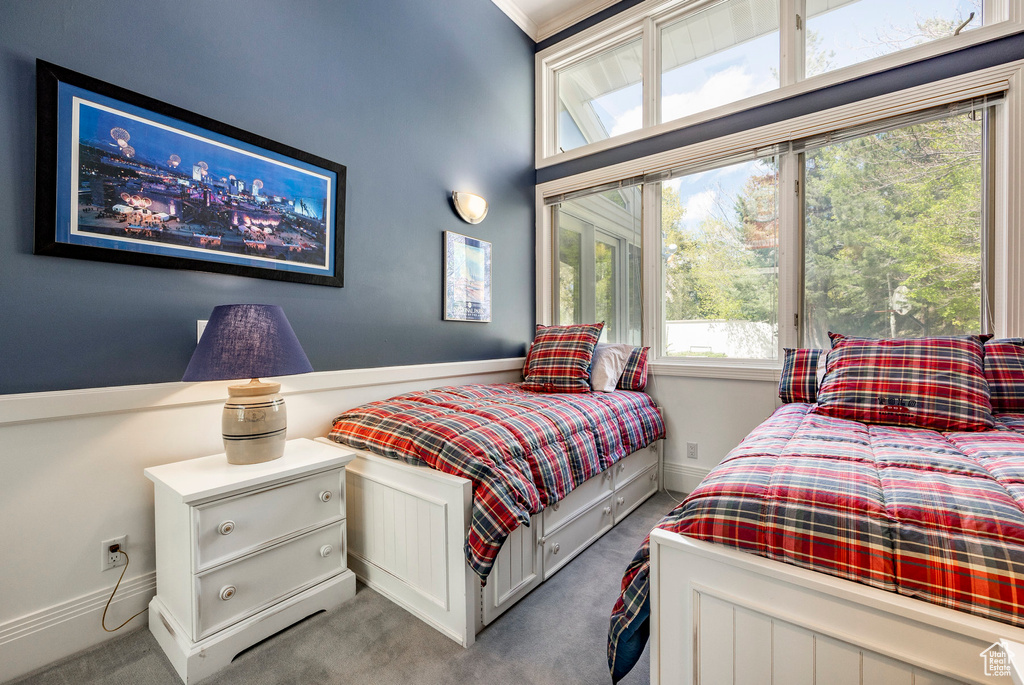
662, 462, 711, 495
0, 571, 156, 683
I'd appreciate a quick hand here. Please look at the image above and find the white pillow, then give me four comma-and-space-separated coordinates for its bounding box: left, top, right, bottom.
590, 343, 634, 392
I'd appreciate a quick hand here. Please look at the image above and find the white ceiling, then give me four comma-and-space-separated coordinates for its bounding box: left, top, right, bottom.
492, 0, 621, 42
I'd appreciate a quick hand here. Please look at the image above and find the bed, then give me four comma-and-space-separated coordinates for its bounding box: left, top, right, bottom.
321, 379, 665, 646
610, 336, 1024, 685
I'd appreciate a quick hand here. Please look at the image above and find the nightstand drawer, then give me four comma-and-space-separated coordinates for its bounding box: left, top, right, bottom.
195, 468, 343, 571
194, 522, 346, 639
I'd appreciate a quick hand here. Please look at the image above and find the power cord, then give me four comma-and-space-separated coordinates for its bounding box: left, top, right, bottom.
101, 548, 147, 632
646, 372, 686, 506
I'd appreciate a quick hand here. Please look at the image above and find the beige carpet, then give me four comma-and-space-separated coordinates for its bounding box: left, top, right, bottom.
12, 492, 678, 685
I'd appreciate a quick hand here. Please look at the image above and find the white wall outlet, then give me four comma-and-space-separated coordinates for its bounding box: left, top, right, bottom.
196, 319, 208, 344
101, 535, 127, 571
686, 442, 698, 460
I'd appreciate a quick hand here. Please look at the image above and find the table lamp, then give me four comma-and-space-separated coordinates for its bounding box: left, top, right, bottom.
183, 304, 313, 465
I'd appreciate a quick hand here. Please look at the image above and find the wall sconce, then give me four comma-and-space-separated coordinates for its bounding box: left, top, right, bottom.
452, 191, 488, 224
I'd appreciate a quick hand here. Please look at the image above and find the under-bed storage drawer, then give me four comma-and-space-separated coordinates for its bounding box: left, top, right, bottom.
542, 493, 614, 579
542, 468, 614, 532
614, 464, 658, 524
613, 445, 658, 487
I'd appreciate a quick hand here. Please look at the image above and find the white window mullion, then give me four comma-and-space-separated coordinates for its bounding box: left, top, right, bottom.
642, 182, 662, 354
643, 15, 659, 129
777, 150, 801, 351
780, 0, 803, 87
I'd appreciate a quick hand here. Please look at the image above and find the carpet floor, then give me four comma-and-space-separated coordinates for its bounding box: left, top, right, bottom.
12, 492, 680, 685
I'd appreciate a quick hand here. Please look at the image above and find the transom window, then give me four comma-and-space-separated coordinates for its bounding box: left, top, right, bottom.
540, 0, 1011, 161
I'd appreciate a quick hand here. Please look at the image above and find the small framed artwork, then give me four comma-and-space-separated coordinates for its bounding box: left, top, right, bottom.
34, 59, 345, 287
444, 231, 491, 322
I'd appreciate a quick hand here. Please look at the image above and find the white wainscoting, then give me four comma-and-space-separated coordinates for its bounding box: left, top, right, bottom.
0, 358, 522, 683
646, 372, 778, 496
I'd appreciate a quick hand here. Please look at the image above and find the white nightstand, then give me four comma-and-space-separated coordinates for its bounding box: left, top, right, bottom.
145, 438, 356, 684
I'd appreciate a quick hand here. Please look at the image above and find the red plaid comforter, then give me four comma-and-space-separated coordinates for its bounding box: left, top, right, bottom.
327, 383, 665, 582
608, 403, 1024, 681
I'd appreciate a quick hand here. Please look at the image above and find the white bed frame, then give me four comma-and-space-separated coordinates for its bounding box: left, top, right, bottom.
315, 437, 662, 647
649, 529, 1024, 685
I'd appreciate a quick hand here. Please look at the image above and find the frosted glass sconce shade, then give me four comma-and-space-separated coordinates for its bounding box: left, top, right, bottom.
452, 191, 488, 224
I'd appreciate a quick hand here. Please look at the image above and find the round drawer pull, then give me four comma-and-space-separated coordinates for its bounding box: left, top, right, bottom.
217, 521, 235, 536
650, 472, 658, 481
552, 502, 560, 511
618, 463, 626, 473
320, 544, 334, 558
319, 490, 333, 503
551, 543, 561, 554
602, 506, 612, 516
219, 585, 236, 601
617, 497, 625, 506
603, 471, 611, 480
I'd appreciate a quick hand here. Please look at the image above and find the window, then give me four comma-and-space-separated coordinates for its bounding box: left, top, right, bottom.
800, 108, 991, 346
554, 187, 643, 344
806, 0, 983, 78
660, 0, 780, 124
539, 0, 1015, 161
557, 38, 643, 153
661, 156, 779, 359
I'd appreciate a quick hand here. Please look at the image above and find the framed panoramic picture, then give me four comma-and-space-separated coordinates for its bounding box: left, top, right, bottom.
444, 231, 491, 322
34, 59, 345, 287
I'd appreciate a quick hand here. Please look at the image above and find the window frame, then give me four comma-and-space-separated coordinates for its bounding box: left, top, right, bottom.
536, 0, 1020, 168
535, 59, 1024, 380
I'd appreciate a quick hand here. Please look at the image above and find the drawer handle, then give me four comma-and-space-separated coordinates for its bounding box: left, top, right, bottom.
319, 490, 333, 503
551, 543, 560, 555
320, 544, 334, 558
618, 463, 626, 473
602, 471, 611, 480
218, 520, 235, 536
602, 506, 612, 516
650, 472, 658, 481
617, 497, 625, 506
552, 502, 560, 511
219, 585, 236, 601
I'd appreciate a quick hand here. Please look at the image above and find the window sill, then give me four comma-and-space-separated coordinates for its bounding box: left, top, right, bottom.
650, 360, 781, 381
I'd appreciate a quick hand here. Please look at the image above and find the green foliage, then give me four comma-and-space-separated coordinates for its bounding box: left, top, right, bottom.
661, 164, 778, 326
803, 114, 983, 345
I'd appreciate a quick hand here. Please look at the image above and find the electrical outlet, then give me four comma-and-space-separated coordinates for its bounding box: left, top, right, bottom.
196, 320, 208, 344
101, 535, 127, 571
686, 442, 698, 460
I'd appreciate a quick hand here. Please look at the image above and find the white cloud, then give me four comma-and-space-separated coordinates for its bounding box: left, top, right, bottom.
663, 65, 766, 122
610, 106, 642, 137
609, 64, 771, 137
685, 188, 717, 223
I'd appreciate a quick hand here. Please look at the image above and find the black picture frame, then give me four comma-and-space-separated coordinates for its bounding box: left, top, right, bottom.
34, 59, 345, 287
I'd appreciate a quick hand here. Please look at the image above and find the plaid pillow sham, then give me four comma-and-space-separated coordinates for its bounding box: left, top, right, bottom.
814, 333, 994, 431
779, 348, 823, 403
617, 346, 650, 391
522, 323, 604, 393
985, 338, 1024, 413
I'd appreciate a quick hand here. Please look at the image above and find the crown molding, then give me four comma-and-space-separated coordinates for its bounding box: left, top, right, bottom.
492, 0, 540, 40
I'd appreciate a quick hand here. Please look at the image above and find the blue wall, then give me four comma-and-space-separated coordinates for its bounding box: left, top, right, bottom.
0, 0, 536, 394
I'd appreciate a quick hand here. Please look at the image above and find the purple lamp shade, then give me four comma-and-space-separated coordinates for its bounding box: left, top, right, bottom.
182, 304, 313, 382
